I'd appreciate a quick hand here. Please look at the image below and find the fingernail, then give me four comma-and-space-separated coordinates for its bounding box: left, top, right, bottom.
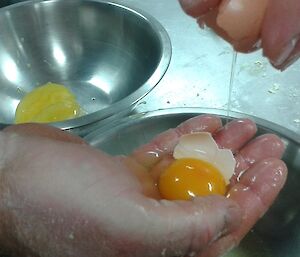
280, 50, 300, 71
271, 36, 300, 67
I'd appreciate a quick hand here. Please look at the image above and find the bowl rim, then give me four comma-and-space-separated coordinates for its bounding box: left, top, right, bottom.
1, 0, 172, 130
84, 107, 300, 146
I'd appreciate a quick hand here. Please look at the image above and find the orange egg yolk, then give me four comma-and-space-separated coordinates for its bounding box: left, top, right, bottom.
158, 158, 226, 200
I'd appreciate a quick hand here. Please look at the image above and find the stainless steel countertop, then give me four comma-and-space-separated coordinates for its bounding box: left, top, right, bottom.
117, 0, 300, 134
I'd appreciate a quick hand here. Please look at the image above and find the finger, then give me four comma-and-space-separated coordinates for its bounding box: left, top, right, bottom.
232, 134, 285, 184
214, 119, 257, 153
141, 195, 241, 256
3, 123, 86, 145
262, 0, 300, 69
131, 115, 222, 169
198, 158, 287, 257
179, 0, 222, 18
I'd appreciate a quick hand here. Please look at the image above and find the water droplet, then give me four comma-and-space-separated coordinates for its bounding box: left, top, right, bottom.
250, 176, 257, 183
242, 186, 250, 192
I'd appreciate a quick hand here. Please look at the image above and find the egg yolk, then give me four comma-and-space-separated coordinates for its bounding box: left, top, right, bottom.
158, 158, 226, 200
15, 82, 82, 124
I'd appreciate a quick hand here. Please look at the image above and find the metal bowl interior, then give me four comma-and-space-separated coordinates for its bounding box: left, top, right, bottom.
85, 108, 300, 257
0, 0, 171, 130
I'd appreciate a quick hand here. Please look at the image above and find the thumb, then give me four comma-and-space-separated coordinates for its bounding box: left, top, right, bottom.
140, 195, 241, 256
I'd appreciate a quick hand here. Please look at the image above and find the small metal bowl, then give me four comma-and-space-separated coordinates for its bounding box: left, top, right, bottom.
85, 108, 300, 257
0, 0, 171, 133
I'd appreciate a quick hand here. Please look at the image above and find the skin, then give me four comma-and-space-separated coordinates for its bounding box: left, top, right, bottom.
179, 0, 300, 70
0, 115, 287, 257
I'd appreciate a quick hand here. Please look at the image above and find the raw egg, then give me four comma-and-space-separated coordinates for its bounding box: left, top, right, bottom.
15, 82, 82, 124
158, 132, 236, 200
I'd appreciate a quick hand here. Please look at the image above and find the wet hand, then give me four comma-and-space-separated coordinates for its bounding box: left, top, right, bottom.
0, 116, 287, 257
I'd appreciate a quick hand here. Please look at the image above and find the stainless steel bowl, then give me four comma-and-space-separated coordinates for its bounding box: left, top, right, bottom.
0, 0, 171, 133
85, 108, 300, 257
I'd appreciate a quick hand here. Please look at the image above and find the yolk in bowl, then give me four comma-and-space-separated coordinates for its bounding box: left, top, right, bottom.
158, 158, 226, 200
15, 82, 82, 124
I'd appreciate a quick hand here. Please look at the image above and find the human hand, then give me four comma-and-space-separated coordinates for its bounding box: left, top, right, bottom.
179, 0, 300, 70
0, 115, 287, 257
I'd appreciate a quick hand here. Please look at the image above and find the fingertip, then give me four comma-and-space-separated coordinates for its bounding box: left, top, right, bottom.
179, 0, 222, 18
177, 114, 222, 134
179, 0, 199, 17
236, 118, 257, 130
263, 134, 286, 156
268, 158, 288, 182
221, 118, 257, 134
241, 119, 257, 134
215, 118, 257, 152
242, 133, 286, 159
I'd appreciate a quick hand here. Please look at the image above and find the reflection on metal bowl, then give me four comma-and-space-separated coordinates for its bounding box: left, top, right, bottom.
0, 0, 171, 134
85, 107, 300, 257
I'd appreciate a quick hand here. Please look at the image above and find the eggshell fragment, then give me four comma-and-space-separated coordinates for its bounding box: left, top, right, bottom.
216, 0, 270, 41
173, 132, 236, 184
